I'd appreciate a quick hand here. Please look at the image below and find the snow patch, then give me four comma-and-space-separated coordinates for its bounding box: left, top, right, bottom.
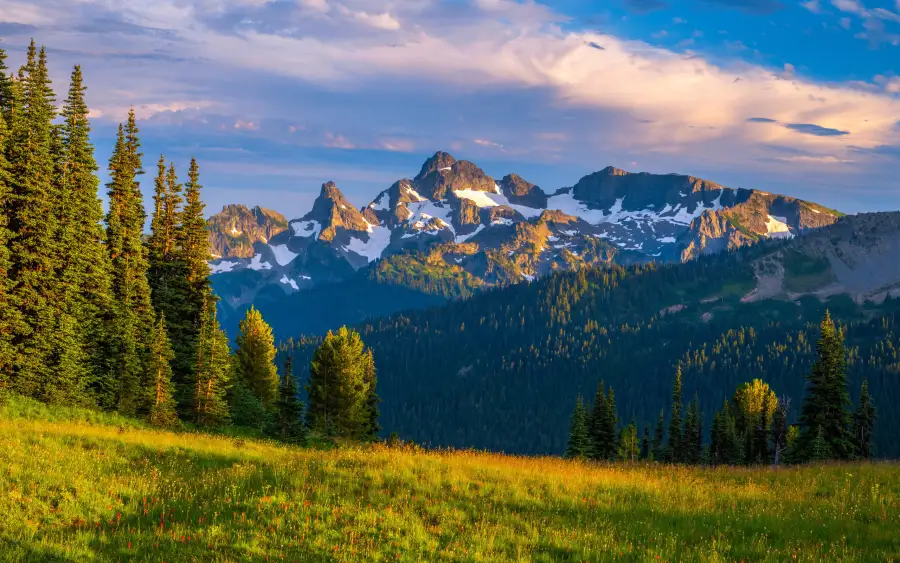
209, 260, 238, 274
279, 276, 299, 290
453, 189, 543, 219
658, 237, 677, 244
765, 215, 794, 239
248, 254, 272, 270
345, 221, 392, 263
438, 166, 452, 171
491, 218, 514, 226
369, 192, 390, 211
269, 244, 298, 266
291, 220, 321, 239
455, 224, 485, 243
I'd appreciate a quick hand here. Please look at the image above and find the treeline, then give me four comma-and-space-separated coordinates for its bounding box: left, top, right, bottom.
282, 245, 900, 457
566, 313, 877, 464
0, 40, 379, 442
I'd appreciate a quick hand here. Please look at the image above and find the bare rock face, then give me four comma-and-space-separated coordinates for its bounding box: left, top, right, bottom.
207, 204, 288, 258
304, 181, 370, 242
501, 174, 548, 208
414, 151, 495, 200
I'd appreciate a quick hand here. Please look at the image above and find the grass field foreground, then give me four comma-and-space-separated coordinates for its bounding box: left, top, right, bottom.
0, 398, 898, 562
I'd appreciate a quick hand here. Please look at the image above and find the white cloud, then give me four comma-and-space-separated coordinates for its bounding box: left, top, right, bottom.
349, 10, 400, 30
831, 0, 868, 16
801, 0, 821, 13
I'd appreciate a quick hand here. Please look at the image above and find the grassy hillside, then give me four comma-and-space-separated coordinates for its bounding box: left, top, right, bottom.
1, 398, 898, 562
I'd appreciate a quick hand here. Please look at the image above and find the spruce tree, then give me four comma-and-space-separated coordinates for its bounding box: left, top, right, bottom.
193, 296, 231, 427
603, 387, 618, 460
148, 315, 178, 428
754, 393, 773, 464
0, 45, 12, 113
105, 110, 155, 414
797, 311, 854, 460
234, 306, 279, 407
666, 367, 684, 462
640, 427, 650, 460
809, 426, 830, 462
0, 109, 21, 384
652, 409, 665, 461
57, 65, 114, 403
565, 395, 590, 459
853, 380, 876, 459
587, 381, 608, 460
305, 326, 378, 439
362, 349, 381, 441
147, 158, 192, 404
7, 42, 62, 399
771, 398, 789, 466
270, 354, 306, 443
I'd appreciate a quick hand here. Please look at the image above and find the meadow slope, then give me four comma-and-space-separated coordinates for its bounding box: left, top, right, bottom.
0, 399, 897, 562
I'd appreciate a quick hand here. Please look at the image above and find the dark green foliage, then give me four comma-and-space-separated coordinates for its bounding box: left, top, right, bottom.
148, 315, 178, 428
0, 44, 12, 113
618, 417, 638, 462
105, 111, 155, 415
797, 311, 855, 461
565, 395, 589, 459
754, 393, 772, 465
269, 355, 306, 444
234, 307, 279, 408
853, 380, 876, 459
587, 382, 617, 460
666, 368, 684, 462
194, 296, 232, 427
57, 65, 114, 405
640, 427, 650, 460
683, 396, 702, 464
809, 426, 830, 462
305, 327, 379, 439
652, 410, 664, 461
362, 350, 381, 441
771, 399, 789, 466
0, 105, 21, 383
7, 42, 61, 399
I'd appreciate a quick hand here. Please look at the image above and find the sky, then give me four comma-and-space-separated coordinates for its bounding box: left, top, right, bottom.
1, 0, 899, 218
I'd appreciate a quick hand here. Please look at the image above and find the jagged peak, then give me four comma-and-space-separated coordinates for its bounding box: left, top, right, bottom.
415, 151, 458, 181
599, 166, 629, 176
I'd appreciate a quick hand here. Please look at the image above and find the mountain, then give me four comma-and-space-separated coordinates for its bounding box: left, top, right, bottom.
282, 212, 900, 457
207, 152, 841, 324
207, 204, 288, 259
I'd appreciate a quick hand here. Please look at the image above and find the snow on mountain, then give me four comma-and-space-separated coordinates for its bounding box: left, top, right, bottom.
207, 152, 841, 305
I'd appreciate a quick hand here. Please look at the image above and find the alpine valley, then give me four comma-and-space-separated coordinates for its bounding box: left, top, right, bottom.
207, 151, 842, 337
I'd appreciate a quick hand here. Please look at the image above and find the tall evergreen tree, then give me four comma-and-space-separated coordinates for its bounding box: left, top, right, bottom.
0, 44, 13, 113
270, 354, 306, 443
57, 65, 114, 403
362, 349, 381, 441
147, 158, 192, 404
147, 315, 178, 428
305, 327, 378, 439
105, 110, 154, 414
652, 409, 665, 461
180, 157, 211, 298
7, 42, 63, 400
603, 387, 619, 460
797, 311, 854, 460
754, 392, 773, 464
587, 381, 608, 460
853, 380, 876, 459
193, 296, 231, 427
771, 398, 789, 466
640, 426, 651, 460
0, 108, 21, 385
565, 395, 590, 459
234, 306, 279, 407
666, 367, 684, 462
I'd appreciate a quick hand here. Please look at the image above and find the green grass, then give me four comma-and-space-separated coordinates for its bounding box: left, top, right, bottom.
1, 399, 898, 562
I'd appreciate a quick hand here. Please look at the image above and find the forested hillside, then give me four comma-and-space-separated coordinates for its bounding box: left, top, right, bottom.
284, 228, 900, 457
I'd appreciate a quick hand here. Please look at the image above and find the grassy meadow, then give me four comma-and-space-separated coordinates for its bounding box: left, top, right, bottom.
0, 398, 898, 562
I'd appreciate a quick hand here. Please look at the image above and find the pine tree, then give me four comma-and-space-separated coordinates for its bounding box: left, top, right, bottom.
771, 398, 789, 466
853, 380, 876, 459
797, 311, 854, 461
0, 107, 21, 385
234, 306, 279, 407
754, 392, 773, 464
57, 65, 114, 404
0, 45, 13, 113
603, 387, 618, 460
147, 158, 192, 405
305, 327, 378, 439
666, 367, 684, 462
587, 381, 608, 460
7, 42, 63, 400
809, 426, 830, 462
362, 349, 381, 441
193, 296, 231, 427
148, 315, 178, 428
565, 395, 590, 459
640, 426, 651, 460
618, 417, 639, 462
105, 111, 155, 415
180, 157, 211, 298
652, 409, 665, 461
270, 354, 306, 443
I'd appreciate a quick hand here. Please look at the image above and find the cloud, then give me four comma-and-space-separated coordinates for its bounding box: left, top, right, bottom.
784, 123, 850, 136
702, 0, 783, 13
234, 119, 259, 130
831, 0, 868, 16
324, 132, 356, 149
801, 0, 821, 13
746, 117, 778, 123
776, 155, 854, 163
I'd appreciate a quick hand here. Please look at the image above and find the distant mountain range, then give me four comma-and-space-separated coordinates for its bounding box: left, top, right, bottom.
206, 152, 842, 335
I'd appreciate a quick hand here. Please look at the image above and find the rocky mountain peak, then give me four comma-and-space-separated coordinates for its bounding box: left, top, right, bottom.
414, 153, 495, 200
416, 151, 458, 181
207, 204, 288, 259
304, 181, 369, 241
500, 174, 548, 208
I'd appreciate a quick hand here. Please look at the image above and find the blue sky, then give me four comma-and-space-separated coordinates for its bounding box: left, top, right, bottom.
1, 0, 898, 217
